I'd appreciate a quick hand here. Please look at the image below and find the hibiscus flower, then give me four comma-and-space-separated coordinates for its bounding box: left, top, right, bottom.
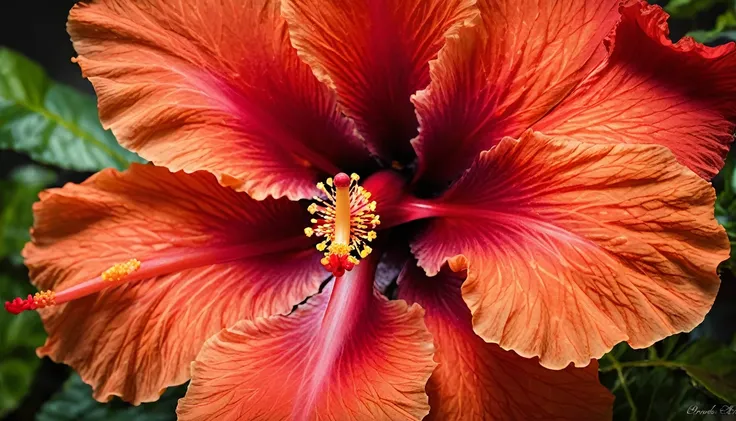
6, 0, 735, 419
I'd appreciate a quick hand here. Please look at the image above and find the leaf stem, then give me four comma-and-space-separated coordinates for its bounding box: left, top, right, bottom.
605, 353, 638, 421
598, 359, 685, 373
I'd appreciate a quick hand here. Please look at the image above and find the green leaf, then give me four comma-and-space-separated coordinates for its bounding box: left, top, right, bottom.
676, 339, 736, 403
601, 337, 736, 420
0, 165, 55, 264
0, 48, 142, 171
37, 374, 186, 421
0, 275, 45, 417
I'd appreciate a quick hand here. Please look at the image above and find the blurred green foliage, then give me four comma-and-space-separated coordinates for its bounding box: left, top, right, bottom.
600, 337, 736, 420
37, 375, 185, 421
667, 0, 736, 42
718, 153, 736, 272
667, 0, 723, 18
0, 275, 45, 418
0, 166, 55, 265
688, 10, 736, 43
0, 165, 55, 416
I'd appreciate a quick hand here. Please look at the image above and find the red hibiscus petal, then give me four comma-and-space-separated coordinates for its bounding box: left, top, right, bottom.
536, 1, 736, 179
68, 0, 371, 200
177, 256, 436, 420
24, 164, 325, 404
282, 0, 477, 162
412, 0, 620, 187
411, 132, 728, 369
398, 260, 613, 421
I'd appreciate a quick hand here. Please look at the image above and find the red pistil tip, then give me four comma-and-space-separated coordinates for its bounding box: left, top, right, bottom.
334, 172, 350, 188
320, 250, 358, 278
5, 295, 33, 314
5, 290, 56, 315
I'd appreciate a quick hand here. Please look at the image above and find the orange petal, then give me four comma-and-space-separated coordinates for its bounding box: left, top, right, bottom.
282, 0, 477, 162
536, 1, 736, 179
411, 131, 729, 369
411, 0, 620, 187
398, 261, 613, 421
25, 164, 325, 404
177, 256, 435, 421
68, 0, 371, 200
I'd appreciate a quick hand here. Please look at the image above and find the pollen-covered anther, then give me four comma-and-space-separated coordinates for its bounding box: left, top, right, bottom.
33, 290, 56, 309
101, 258, 142, 282
305, 172, 380, 277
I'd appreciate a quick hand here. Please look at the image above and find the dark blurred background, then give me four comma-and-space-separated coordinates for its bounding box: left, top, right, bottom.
1, 0, 735, 420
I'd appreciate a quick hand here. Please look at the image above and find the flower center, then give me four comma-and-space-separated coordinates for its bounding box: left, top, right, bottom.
305, 172, 379, 277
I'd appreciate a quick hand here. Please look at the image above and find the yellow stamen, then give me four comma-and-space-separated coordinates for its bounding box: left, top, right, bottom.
360, 246, 372, 258
304, 172, 380, 276
33, 290, 56, 308
101, 259, 141, 282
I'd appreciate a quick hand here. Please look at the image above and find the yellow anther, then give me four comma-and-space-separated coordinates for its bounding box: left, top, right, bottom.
33, 290, 56, 308
360, 246, 372, 258
347, 256, 360, 265
362, 191, 371, 199
328, 243, 350, 256
304, 227, 314, 237
308, 203, 318, 214
369, 201, 377, 212
321, 257, 330, 266
316, 182, 325, 191
326, 177, 333, 187
367, 231, 377, 241
311, 218, 318, 224
350, 173, 360, 181
101, 259, 141, 282
316, 242, 327, 252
